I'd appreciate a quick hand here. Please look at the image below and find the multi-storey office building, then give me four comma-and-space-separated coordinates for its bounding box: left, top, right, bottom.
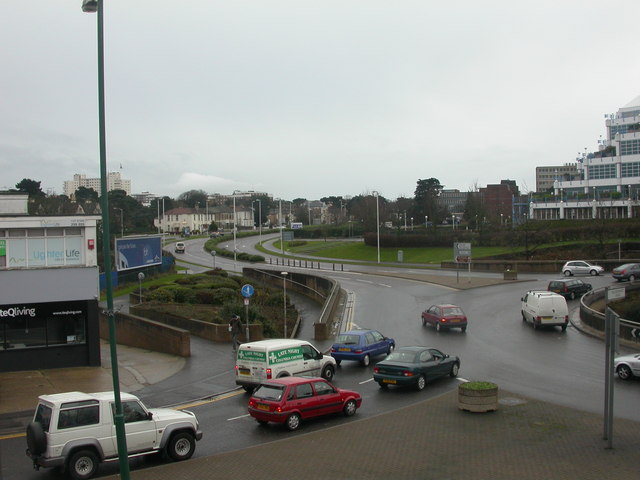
63, 172, 131, 197
530, 95, 640, 220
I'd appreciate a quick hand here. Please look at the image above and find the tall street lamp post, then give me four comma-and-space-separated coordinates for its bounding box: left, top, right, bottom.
233, 195, 237, 271
281, 272, 288, 338
278, 199, 284, 254
373, 191, 380, 263
115, 207, 123, 237
256, 199, 262, 246
81, 1, 130, 478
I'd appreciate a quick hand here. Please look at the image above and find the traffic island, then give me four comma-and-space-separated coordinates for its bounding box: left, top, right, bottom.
458, 381, 499, 413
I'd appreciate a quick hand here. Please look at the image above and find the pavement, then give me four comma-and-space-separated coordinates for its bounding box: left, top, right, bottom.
2, 269, 640, 479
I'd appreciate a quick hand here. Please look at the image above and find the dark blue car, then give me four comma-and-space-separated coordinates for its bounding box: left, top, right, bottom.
330, 329, 395, 366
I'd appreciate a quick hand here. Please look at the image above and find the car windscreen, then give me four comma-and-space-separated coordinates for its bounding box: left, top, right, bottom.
335, 334, 360, 345
253, 384, 285, 401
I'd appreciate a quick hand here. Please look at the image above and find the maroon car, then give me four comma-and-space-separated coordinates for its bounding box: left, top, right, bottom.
421, 304, 468, 332
248, 377, 362, 431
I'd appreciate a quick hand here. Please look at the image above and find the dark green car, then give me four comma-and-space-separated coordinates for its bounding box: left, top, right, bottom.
372, 346, 460, 391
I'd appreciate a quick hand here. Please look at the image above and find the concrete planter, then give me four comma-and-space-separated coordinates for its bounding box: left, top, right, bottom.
458, 381, 498, 413
503, 270, 518, 280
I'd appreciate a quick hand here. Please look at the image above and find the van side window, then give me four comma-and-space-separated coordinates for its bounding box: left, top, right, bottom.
301, 345, 314, 360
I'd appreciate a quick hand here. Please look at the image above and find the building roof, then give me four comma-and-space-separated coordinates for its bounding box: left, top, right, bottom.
623, 94, 640, 109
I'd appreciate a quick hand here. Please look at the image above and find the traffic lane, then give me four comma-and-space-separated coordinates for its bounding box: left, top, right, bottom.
329, 270, 640, 422
438, 276, 640, 421
184, 365, 462, 458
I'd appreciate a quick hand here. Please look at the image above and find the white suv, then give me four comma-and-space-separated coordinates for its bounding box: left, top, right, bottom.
26, 391, 202, 480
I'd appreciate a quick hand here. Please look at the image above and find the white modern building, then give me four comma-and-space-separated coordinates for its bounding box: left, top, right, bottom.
530, 95, 640, 220
0, 193, 101, 372
63, 172, 131, 197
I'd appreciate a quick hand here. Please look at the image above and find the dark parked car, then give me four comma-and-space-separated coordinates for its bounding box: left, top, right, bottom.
330, 329, 395, 366
547, 278, 592, 300
612, 263, 640, 282
372, 346, 460, 391
247, 377, 362, 431
421, 304, 467, 332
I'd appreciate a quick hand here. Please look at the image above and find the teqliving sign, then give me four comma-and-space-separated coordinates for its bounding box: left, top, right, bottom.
0, 306, 36, 318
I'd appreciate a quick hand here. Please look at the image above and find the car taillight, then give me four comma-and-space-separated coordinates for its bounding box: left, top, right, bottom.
276, 406, 283, 413
563, 286, 568, 292
248, 399, 255, 407
564, 316, 568, 322
440, 318, 447, 323
331, 347, 336, 352
266, 368, 272, 379
402, 370, 414, 377
535, 316, 541, 322
373, 367, 380, 373
355, 349, 363, 354
235, 365, 239, 376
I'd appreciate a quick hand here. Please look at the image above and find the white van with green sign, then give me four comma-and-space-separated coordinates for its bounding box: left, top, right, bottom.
235, 339, 336, 392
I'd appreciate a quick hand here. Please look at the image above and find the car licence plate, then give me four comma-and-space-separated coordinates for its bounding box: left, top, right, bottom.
257, 404, 270, 411
239, 368, 250, 375
338, 348, 350, 352
383, 379, 397, 384
451, 319, 460, 323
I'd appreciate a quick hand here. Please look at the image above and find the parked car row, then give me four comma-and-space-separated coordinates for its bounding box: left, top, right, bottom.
561, 260, 639, 283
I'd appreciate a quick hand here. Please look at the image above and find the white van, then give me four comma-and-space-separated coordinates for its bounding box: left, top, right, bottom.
520, 290, 569, 331
235, 339, 337, 392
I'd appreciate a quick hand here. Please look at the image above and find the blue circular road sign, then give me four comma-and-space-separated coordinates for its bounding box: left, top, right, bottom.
241, 284, 254, 298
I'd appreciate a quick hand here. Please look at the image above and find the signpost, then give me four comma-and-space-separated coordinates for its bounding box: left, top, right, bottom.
454, 242, 472, 283
603, 286, 625, 449
241, 284, 254, 342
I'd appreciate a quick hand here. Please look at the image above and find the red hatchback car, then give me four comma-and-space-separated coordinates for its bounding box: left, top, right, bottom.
421, 304, 468, 332
247, 377, 362, 431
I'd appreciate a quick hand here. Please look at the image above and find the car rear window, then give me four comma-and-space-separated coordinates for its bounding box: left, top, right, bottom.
335, 334, 360, 345
386, 351, 417, 363
443, 307, 464, 316
253, 385, 285, 401
35, 404, 53, 433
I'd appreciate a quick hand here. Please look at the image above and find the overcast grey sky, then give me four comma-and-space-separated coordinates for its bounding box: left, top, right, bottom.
2, 1, 639, 201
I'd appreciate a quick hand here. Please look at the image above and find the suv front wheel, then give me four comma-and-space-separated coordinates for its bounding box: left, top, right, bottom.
167, 432, 196, 461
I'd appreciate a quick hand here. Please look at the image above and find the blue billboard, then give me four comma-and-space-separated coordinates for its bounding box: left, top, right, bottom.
115, 236, 162, 271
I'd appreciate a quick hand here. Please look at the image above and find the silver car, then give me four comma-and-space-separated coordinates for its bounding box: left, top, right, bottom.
614, 353, 640, 380
562, 260, 604, 276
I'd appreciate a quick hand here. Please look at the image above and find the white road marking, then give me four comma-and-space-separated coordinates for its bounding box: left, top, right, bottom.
228, 414, 250, 421
379, 283, 392, 288
357, 279, 373, 284
457, 377, 470, 383
359, 378, 375, 385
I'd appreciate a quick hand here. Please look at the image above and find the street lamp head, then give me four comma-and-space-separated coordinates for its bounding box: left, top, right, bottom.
81, 0, 98, 13
281, 271, 288, 276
